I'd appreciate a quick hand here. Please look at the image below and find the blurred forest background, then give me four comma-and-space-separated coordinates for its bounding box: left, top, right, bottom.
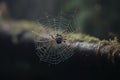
2, 0, 120, 39
1, 0, 120, 80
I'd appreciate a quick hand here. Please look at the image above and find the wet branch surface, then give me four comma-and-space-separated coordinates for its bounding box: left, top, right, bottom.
74, 42, 120, 63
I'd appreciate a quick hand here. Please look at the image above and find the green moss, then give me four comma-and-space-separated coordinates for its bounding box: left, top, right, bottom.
67, 33, 100, 42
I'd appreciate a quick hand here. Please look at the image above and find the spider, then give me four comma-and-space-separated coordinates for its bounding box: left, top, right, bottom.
50, 33, 67, 44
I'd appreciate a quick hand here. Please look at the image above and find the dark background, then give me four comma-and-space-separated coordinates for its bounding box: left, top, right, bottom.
1, 0, 120, 80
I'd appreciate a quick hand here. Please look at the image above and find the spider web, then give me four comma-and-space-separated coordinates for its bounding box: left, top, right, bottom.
39, 12, 74, 33
35, 41, 74, 64
33, 14, 75, 64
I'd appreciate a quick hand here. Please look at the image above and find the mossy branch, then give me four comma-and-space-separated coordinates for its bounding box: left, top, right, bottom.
1, 20, 120, 64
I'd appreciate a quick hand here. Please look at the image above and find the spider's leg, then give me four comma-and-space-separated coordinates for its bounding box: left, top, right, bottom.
49, 34, 55, 39
32, 31, 40, 36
